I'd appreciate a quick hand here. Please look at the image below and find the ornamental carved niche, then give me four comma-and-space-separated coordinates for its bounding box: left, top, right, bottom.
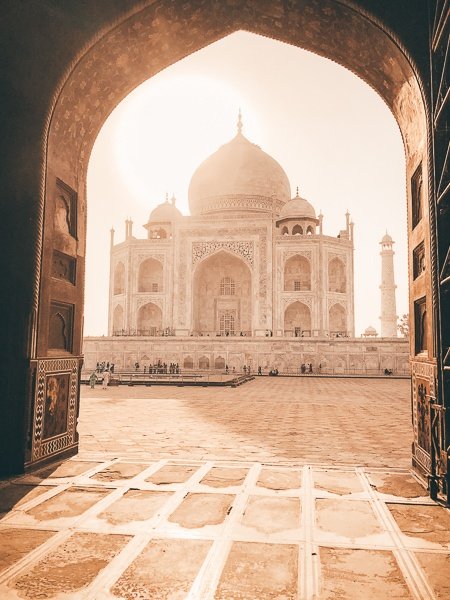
283, 250, 312, 262
136, 296, 164, 310
192, 241, 254, 267
283, 296, 313, 309
134, 253, 165, 266
327, 298, 347, 310
328, 252, 347, 265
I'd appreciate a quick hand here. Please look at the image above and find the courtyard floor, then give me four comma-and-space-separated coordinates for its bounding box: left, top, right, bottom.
0, 377, 449, 599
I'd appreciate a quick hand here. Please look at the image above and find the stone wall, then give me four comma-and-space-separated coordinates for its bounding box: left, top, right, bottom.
83, 336, 410, 375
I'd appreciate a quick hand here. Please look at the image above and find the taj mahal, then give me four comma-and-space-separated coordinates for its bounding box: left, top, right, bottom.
83, 115, 409, 374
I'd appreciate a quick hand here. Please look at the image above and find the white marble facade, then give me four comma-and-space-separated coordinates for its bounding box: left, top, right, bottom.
108, 120, 355, 339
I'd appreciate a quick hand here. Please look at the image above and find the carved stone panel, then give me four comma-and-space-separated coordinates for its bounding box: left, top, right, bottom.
48, 301, 74, 352
55, 178, 77, 239
192, 241, 254, 267
52, 250, 76, 284
30, 357, 79, 465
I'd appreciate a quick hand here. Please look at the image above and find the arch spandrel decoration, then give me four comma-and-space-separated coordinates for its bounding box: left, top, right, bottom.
136, 296, 164, 310
283, 296, 313, 309
192, 241, 254, 268
283, 250, 312, 262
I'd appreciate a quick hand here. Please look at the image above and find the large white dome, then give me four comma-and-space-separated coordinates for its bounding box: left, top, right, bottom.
188, 128, 291, 216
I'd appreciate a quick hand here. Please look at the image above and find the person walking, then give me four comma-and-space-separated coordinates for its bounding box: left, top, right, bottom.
89, 372, 97, 389
102, 370, 110, 389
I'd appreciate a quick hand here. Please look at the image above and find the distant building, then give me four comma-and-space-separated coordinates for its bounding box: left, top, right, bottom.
108, 115, 355, 339
84, 116, 408, 374
379, 233, 398, 337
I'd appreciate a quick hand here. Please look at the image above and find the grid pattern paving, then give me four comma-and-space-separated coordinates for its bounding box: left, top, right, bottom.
0, 457, 449, 599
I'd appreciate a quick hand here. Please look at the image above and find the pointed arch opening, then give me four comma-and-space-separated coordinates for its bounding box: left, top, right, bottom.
137, 302, 162, 335
284, 301, 311, 337
112, 305, 124, 334
329, 303, 347, 336
284, 255, 311, 292
138, 258, 163, 293
328, 257, 346, 293
193, 250, 251, 335
114, 262, 125, 295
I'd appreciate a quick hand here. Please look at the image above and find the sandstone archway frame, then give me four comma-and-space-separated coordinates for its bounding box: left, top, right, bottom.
15, 2, 439, 486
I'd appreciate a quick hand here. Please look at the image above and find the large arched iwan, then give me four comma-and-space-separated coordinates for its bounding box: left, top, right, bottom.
31, 1, 436, 488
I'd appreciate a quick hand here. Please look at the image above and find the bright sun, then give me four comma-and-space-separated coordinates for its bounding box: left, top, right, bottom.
113, 74, 264, 215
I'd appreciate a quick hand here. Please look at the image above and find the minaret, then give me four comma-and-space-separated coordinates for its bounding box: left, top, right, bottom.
379, 232, 398, 337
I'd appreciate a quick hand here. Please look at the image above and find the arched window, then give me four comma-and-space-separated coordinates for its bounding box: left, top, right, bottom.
113, 304, 124, 334
183, 356, 194, 369
214, 356, 226, 369
281, 226, 289, 236
284, 255, 311, 291
306, 225, 314, 235
329, 303, 347, 335
292, 224, 303, 235
284, 301, 311, 337
114, 262, 125, 295
220, 276, 235, 295
328, 257, 346, 293
137, 302, 162, 335
219, 310, 235, 335
138, 258, 163, 292
198, 356, 210, 369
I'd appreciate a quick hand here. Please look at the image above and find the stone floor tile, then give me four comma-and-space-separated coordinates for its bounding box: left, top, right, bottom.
318, 548, 412, 599
5, 532, 129, 599
168, 493, 234, 529
215, 541, 298, 599
0, 528, 55, 573
98, 490, 174, 525
388, 504, 450, 548
415, 552, 450, 599
111, 538, 211, 599
316, 499, 383, 539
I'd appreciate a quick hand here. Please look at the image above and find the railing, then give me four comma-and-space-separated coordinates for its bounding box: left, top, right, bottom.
112, 328, 175, 337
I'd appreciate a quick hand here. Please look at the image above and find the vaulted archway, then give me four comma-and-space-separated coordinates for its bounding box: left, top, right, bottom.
193, 251, 252, 335
284, 301, 312, 337
138, 258, 163, 293
3, 1, 447, 501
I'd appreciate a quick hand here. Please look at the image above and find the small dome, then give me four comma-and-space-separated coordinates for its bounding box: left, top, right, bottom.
188, 119, 291, 216
149, 198, 182, 223
364, 325, 378, 336
278, 191, 317, 221
381, 232, 393, 244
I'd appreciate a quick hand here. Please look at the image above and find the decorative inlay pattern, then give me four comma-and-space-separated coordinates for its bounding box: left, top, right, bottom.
283, 296, 313, 309
136, 296, 164, 310
31, 357, 79, 463
192, 241, 254, 267
284, 250, 312, 262
328, 252, 347, 264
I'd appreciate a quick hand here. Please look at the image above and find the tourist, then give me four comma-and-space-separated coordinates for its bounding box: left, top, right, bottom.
89, 372, 97, 389
258, 366, 262, 375
102, 370, 110, 389
309, 363, 313, 374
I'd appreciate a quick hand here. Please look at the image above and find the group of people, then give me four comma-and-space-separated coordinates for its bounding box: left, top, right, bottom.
135, 361, 180, 374
89, 369, 111, 389
300, 363, 318, 374
96, 361, 115, 373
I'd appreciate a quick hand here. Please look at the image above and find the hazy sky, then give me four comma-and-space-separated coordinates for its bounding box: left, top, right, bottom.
86, 31, 407, 337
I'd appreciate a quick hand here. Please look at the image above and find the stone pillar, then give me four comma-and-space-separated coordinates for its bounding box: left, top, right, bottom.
379, 233, 398, 337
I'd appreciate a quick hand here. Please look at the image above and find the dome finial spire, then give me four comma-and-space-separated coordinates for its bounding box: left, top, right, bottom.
237, 108, 243, 134
296, 186, 299, 197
